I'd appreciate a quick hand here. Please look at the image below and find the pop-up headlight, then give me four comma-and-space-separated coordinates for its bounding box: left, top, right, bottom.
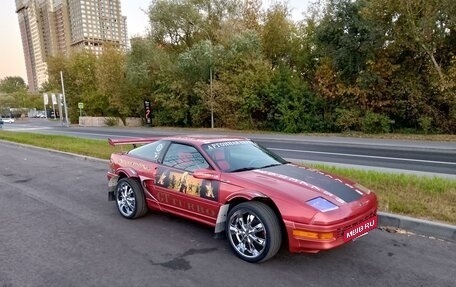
307, 197, 339, 212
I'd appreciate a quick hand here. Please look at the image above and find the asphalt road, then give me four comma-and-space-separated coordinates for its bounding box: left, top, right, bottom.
3, 118, 456, 176
1, 141, 455, 287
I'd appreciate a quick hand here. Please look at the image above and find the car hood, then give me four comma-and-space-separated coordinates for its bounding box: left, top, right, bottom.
229, 163, 364, 206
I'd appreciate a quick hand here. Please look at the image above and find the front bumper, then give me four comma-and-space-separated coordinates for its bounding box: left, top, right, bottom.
284, 207, 377, 253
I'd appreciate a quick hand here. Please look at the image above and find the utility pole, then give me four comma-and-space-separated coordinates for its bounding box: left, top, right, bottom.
60, 71, 69, 127
209, 41, 214, 129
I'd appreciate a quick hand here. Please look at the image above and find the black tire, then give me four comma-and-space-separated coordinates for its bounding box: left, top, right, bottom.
115, 178, 148, 219
226, 201, 282, 263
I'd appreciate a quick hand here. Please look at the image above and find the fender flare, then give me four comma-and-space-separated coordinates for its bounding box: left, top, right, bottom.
214, 190, 270, 234
116, 167, 139, 178
224, 190, 269, 202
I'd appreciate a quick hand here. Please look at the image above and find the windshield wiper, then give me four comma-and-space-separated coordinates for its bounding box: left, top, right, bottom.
230, 167, 257, 173
259, 163, 283, 169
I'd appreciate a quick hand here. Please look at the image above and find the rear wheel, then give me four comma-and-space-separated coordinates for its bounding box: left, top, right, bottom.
115, 178, 148, 219
226, 202, 282, 263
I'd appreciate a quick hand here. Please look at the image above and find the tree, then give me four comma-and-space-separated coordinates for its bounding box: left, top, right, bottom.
214, 30, 274, 129
0, 76, 27, 93
362, 0, 456, 131
40, 0, 455, 133
365, 0, 456, 86
149, 0, 243, 49
315, 0, 383, 84
241, 0, 262, 32
261, 3, 294, 67
126, 37, 173, 121
95, 46, 128, 120
46, 51, 98, 122
289, 19, 319, 82
149, 0, 202, 50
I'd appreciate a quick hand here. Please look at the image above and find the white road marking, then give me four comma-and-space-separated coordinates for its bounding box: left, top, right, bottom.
270, 148, 456, 165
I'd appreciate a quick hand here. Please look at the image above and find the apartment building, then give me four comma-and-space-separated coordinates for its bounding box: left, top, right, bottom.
16, 0, 48, 92
68, 0, 128, 54
15, 0, 128, 92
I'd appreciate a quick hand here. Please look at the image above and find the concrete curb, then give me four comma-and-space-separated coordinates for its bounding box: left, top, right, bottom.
379, 212, 456, 242
1, 140, 455, 242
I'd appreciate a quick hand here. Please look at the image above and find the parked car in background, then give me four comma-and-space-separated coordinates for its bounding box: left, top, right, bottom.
1, 117, 15, 123
0, 118, 3, 127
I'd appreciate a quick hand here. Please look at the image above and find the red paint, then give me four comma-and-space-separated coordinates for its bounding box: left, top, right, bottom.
107, 135, 378, 254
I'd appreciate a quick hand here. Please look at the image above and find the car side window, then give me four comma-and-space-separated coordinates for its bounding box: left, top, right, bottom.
128, 141, 166, 163
162, 143, 209, 172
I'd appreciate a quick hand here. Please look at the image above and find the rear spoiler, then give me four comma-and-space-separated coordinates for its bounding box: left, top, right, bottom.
108, 137, 161, 147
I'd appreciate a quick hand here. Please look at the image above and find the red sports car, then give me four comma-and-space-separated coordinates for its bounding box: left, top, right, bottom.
107, 135, 378, 263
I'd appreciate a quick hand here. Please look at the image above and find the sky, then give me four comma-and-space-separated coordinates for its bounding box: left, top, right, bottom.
0, 0, 311, 82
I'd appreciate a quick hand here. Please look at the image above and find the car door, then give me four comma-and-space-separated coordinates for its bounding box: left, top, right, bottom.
153, 142, 221, 225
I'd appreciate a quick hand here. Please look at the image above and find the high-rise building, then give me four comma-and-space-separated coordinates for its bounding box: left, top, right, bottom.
15, 0, 128, 92
67, 0, 128, 54
16, 0, 49, 92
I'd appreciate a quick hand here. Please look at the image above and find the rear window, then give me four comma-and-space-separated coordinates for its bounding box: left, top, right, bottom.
128, 141, 166, 162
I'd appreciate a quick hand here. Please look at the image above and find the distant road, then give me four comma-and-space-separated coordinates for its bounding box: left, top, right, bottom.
3, 118, 456, 177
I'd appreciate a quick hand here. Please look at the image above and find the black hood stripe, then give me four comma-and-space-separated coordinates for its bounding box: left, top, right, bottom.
259, 164, 362, 203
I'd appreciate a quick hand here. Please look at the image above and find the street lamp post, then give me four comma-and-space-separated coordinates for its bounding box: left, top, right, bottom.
209, 42, 214, 129
60, 71, 69, 127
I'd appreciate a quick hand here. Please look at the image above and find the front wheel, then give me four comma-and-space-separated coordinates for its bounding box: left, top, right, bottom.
226, 202, 282, 263
115, 178, 148, 219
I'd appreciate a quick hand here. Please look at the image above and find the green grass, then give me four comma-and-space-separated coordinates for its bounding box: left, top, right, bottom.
1, 130, 455, 224
0, 130, 122, 159
309, 131, 456, 141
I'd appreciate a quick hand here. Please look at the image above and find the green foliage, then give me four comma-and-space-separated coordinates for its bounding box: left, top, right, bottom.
269, 65, 323, 133
0, 76, 38, 113
0, 76, 26, 93
418, 116, 433, 134
218, 31, 273, 128
96, 46, 129, 119
104, 117, 118, 126
262, 3, 294, 67
40, 0, 456, 133
362, 112, 391, 134
315, 0, 381, 84
335, 108, 362, 132
45, 52, 98, 123
148, 0, 201, 49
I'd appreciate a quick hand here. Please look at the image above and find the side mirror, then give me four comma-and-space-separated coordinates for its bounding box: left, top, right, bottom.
193, 169, 220, 181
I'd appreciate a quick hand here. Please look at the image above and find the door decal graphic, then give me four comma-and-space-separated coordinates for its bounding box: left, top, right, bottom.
155, 167, 219, 201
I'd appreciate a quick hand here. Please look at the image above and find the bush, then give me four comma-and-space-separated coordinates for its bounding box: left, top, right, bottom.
362, 112, 391, 134
418, 116, 433, 134
104, 117, 118, 126
335, 108, 362, 132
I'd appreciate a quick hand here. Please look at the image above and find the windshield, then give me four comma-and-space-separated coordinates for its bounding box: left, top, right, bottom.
202, 140, 287, 172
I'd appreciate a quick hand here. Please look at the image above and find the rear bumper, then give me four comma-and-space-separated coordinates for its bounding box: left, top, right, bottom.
284, 207, 377, 253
